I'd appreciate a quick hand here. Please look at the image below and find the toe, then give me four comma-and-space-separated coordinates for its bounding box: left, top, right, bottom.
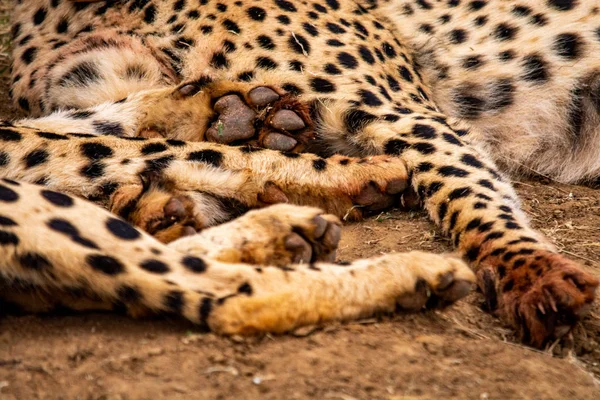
312, 215, 329, 239
284, 233, 313, 264
248, 87, 280, 107
271, 110, 306, 131
206, 95, 256, 143
164, 198, 187, 220
353, 181, 396, 211
262, 132, 298, 151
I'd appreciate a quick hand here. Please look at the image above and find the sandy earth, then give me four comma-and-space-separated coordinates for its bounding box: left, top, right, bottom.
0, 52, 600, 400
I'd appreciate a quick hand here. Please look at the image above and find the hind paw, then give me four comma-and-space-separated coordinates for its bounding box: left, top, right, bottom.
483, 251, 598, 348
206, 86, 313, 152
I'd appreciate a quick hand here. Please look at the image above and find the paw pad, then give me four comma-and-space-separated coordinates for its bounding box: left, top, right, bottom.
206, 86, 313, 152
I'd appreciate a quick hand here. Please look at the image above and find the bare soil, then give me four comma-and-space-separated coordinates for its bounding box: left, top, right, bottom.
0, 70, 600, 400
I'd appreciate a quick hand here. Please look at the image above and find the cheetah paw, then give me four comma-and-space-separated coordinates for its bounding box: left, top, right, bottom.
205, 86, 314, 152
109, 173, 202, 243
169, 204, 341, 266
392, 253, 475, 312
480, 251, 599, 348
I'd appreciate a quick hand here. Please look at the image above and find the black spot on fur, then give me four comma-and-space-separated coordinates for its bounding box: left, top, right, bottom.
522, 55, 550, 83
187, 150, 223, 167
344, 109, 378, 133
448, 187, 473, 200
41, 190, 73, 207
553, 33, 583, 60
222, 19, 241, 34
412, 124, 437, 139
0, 129, 21, 142
18, 98, 30, 112
0, 152, 8, 167
247, 6, 267, 20
87, 254, 125, 275
23, 150, 49, 169
92, 120, 125, 136
256, 56, 278, 70
313, 158, 327, 171
21, 47, 38, 64
413, 142, 436, 154
0, 216, 16, 226
59, 61, 101, 87
210, 52, 229, 69
19, 252, 52, 270
358, 89, 383, 106
47, 218, 99, 249
33, 8, 47, 25
449, 29, 467, 44
310, 78, 336, 93
0, 184, 17, 203
384, 139, 410, 155
118, 285, 142, 302
439, 166, 469, 177
358, 46, 375, 64
81, 142, 113, 160
182, 255, 207, 272
141, 143, 168, 155
144, 4, 157, 23
493, 23, 519, 41
0, 230, 19, 245
547, 0, 578, 11
140, 259, 170, 274
337, 52, 358, 69
164, 290, 184, 313
462, 55, 484, 70
106, 218, 141, 240
288, 33, 310, 55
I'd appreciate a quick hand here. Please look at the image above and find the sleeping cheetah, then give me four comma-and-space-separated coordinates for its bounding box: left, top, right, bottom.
2, 0, 599, 348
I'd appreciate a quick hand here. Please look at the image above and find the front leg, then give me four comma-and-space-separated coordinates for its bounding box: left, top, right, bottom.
1, 181, 475, 332
17, 79, 314, 152
0, 126, 408, 240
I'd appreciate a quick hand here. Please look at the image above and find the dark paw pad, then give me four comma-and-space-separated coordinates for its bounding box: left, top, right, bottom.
206, 86, 314, 152
285, 215, 341, 263
353, 179, 408, 213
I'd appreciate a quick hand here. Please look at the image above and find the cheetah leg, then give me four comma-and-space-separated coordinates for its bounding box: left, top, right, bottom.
313, 105, 599, 347
0, 180, 475, 333
0, 126, 410, 238
17, 79, 314, 152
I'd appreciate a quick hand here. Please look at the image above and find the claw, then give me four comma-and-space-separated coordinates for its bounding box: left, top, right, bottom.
537, 302, 546, 315
543, 288, 559, 312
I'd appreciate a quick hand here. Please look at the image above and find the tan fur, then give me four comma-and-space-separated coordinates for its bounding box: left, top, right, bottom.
3, 0, 599, 347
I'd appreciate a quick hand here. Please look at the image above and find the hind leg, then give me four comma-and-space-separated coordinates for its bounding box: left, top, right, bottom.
311, 99, 598, 347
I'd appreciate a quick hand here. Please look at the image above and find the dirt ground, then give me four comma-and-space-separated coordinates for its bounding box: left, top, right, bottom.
1, 21, 600, 400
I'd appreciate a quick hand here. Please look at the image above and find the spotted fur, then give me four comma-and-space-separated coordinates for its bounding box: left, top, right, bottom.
2, 0, 599, 347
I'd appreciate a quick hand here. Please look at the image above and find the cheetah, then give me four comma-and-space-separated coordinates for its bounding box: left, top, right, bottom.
1, 0, 599, 348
